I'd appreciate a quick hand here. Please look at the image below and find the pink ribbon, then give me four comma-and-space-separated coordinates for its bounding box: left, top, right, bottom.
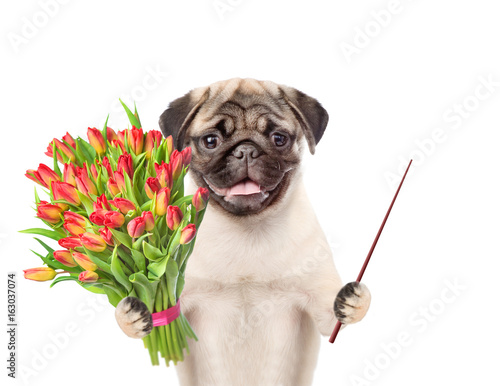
152, 301, 181, 327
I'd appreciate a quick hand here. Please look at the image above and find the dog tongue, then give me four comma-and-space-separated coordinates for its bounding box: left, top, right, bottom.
228, 179, 261, 196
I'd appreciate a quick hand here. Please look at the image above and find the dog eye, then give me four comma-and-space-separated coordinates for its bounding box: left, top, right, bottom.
272, 133, 288, 147
202, 135, 220, 149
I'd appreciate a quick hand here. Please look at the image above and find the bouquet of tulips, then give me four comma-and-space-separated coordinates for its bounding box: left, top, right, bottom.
22, 103, 209, 366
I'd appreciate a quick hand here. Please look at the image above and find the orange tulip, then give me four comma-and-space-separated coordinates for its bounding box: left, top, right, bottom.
80, 232, 107, 252
78, 270, 99, 283
24, 267, 56, 281
72, 252, 97, 271
53, 250, 77, 267
52, 181, 81, 206
87, 127, 106, 155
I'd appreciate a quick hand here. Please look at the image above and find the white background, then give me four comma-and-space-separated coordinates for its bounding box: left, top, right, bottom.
1, 0, 499, 385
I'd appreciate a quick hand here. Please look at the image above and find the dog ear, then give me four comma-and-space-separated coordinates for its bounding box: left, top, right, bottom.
280, 86, 329, 154
159, 88, 210, 150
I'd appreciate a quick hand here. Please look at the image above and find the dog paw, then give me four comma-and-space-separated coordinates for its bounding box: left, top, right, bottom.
115, 297, 153, 339
334, 282, 371, 325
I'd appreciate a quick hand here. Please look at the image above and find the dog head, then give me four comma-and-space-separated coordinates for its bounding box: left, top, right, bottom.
159, 78, 328, 216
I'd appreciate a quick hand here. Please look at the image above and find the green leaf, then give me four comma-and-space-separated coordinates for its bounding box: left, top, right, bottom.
76, 138, 96, 163
131, 232, 152, 250
34, 187, 41, 205
110, 245, 132, 293
50, 275, 79, 288
165, 259, 179, 305
102, 114, 110, 153
142, 241, 164, 261
102, 284, 125, 307
176, 271, 185, 300
82, 247, 113, 274
120, 99, 141, 128
52, 141, 62, 177
129, 272, 157, 312
19, 228, 62, 241
171, 194, 194, 208
33, 237, 54, 253
109, 229, 133, 249
130, 249, 146, 272
133, 102, 142, 128
77, 191, 95, 216
80, 282, 106, 294
147, 255, 169, 280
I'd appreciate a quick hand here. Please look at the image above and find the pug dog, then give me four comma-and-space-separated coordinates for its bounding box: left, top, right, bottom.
115, 78, 372, 386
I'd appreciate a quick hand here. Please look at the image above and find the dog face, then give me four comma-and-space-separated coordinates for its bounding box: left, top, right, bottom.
159, 78, 328, 216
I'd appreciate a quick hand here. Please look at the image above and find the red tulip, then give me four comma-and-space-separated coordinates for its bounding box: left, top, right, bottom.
79, 270, 99, 283
45, 138, 75, 163
181, 147, 192, 168
155, 162, 172, 189
80, 232, 107, 252
128, 126, 144, 154
107, 178, 120, 196
58, 236, 82, 249
111, 139, 125, 152
166, 206, 183, 231
145, 177, 161, 199
94, 193, 111, 211
87, 127, 106, 155
109, 198, 136, 214
165, 136, 173, 158
24, 267, 56, 282
26, 164, 60, 189
89, 209, 107, 226
103, 211, 125, 228
101, 156, 113, 178
52, 181, 81, 206
63, 211, 87, 227
114, 171, 126, 193
155, 187, 170, 216
117, 130, 126, 147
145, 130, 163, 158
63, 219, 86, 236
75, 164, 97, 197
99, 227, 114, 246
90, 164, 99, 180
62, 132, 76, 149
179, 224, 196, 245
106, 127, 118, 142
142, 211, 154, 231
72, 252, 97, 271
117, 153, 134, 178
127, 217, 145, 238
53, 250, 77, 267
36, 202, 63, 224
170, 150, 183, 180
192, 187, 210, 211
63, 163, 77, 187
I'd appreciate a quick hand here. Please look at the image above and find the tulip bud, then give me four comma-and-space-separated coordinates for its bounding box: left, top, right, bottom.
63, 163, 77, 187
106, 127, 118, 142
62, 132, 76, 149
101, 156, 113, 178
145, 177, 161, 199
127, 217, 145, 238
75, 164, 98, 197
45, 139, 75, 163
181, 147, 192, 168
155, 162, 172, 189
89, 209, 106, 226
111, 139, 125, 152
58, 236, 82, 249
24, 267, 57, 282
179, 224, 196, 245
145, 130, 163, 158
165, 136, 174, 159
87, 127, 106, 155
63, 211, 87, 227
78, 270, 99, 283
128, 126, 144, 154
36, 202, 63, 224
114, 171, 126, 193
53, 250, 77, 267
117, 130, 126, 146
63, 219, 86, 236
72, 252, 97, 271
26, 164, 60, 189
192, 187, 210, 211
170, 150, 183, 180
90, 164, 99, 180
94, 193, 111, 211
155, 187, 170, 216
166, 206, 183, 231
80, 232, 107, 252
142, 211, 154, 231
109, 198, 136, 214
103, 211, 125, 228
99, 227, 115, 246
107, 178, 120, 197
52, 181, 81, 206
117, 153, 134, 178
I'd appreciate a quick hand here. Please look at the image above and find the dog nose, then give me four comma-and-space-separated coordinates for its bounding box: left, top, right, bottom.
233, 143, 261, 160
